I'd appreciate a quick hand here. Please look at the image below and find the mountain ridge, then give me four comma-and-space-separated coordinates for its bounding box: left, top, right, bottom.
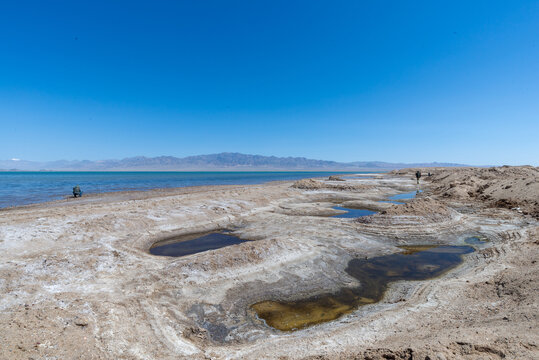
0, 152, 472, 171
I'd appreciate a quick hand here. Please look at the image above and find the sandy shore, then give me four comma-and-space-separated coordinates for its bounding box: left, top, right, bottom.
0, 168, 537, 359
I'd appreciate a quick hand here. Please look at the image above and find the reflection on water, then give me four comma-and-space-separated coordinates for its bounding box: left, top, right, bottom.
252, 245, 474, 331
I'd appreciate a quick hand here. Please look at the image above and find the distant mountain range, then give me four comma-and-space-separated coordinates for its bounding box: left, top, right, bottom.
0, 153, 471, 171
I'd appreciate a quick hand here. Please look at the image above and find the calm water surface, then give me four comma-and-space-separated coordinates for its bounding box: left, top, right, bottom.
332, 206, 376, 218
0, 171, 362, 208
388, 190, 422, 200
150, 232, 247, 257
252, 245, 475, 331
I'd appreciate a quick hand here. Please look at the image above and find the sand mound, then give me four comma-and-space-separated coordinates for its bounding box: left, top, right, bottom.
381, 198, 451, 217
292, 179, 326, 189
357, 198, 454, 224
392, 166, 539, 218
431, 166, 538, 218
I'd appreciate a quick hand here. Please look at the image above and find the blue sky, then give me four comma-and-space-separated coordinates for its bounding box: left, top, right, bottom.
0, 1, 538, 165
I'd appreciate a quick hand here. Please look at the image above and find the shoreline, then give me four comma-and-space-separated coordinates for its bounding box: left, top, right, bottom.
0, 170, 379, 172
0, 171, 370, 210
0, 167, 537, 359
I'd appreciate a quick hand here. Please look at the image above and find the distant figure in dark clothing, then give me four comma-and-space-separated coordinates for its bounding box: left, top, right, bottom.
73, 185, 82, 198
415, 171, 421, 184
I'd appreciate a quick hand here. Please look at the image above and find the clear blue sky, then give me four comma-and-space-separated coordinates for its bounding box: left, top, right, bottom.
1, 1, 538, 165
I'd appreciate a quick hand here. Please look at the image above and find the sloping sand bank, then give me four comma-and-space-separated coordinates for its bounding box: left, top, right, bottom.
0, 167, 537, 359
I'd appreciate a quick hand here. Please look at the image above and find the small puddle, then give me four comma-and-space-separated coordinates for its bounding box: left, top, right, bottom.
388, 190, 422, 201
150, 231, 248, 257
465, 236, 489, 245
332, 206, 376, 218
251, 245, 474, 331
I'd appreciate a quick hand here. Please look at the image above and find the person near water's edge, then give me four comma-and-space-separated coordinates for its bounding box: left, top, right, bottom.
73, 185, 82, 198
415, 171, 421, 184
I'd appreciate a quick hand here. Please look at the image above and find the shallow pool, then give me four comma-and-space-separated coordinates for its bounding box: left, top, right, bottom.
252, 245, 474, 331
150, 232, 247, 257
388, 190, 422, 200
331, 206, 376, 218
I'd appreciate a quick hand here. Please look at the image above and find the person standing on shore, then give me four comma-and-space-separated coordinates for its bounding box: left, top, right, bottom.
415, 171, 421, 184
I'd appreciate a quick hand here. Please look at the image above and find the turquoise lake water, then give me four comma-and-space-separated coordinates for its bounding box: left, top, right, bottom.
0, 171, 365, 208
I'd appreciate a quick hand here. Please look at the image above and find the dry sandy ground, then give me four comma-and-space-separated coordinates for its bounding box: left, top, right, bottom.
0, 168, 537, 359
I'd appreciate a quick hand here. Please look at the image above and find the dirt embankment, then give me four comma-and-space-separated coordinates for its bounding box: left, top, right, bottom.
392, 166, 539, 218
358, 197, 455, 224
